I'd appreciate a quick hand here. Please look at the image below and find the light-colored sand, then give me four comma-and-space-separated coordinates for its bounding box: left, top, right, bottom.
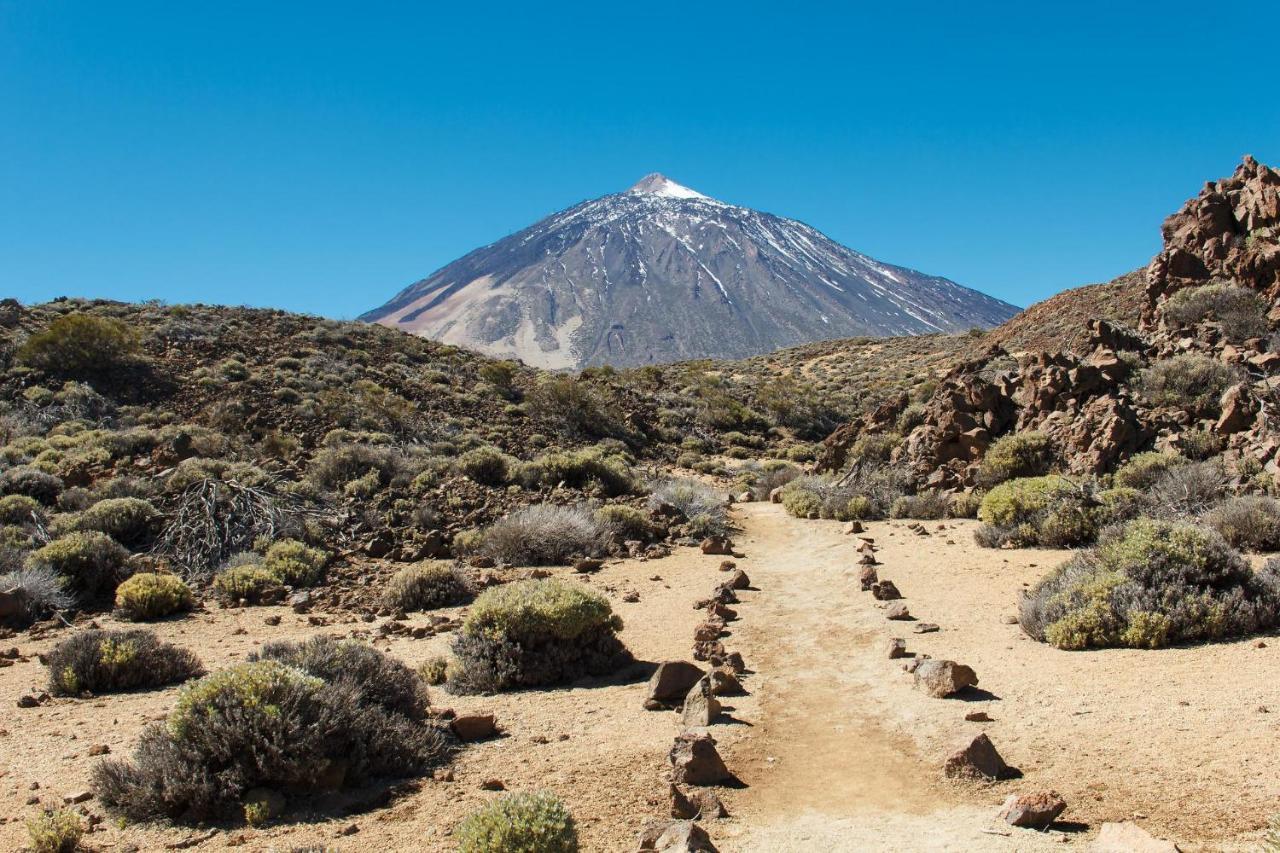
0, 504, 1273, 851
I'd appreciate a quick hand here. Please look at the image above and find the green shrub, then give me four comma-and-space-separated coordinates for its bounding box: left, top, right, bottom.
46, 629, 203, 695
781, 485, 823, 519
1020, 519, 1280, 650
115, 573, 195, 621
382, 562, 469, 612
17, 313, 139, 378
450, 578, 630, 693
0, 494, 43, 526
1139, 354, 1239, 415
260, 539, 328, 586
976, 476, 1096, 548
457, 446, 515, 486
515, 448, 635, 497
1113, 452, 1186, 490
976, 432, 1054, 488
0, 466, 64, 505
949, 491, 983, 519
849, 433, 901, 463
1161, 282, 1269, 342
26, 808, 85, 853
73, 497, 160, 547
27, 531, 129, 596
457, 791, 579, 853
889, 491, 949, 520
418, 656, 448, 685
525, 377, 623, 440
306, 443, 403, 491
478, 505, 606, 566
212, 564, 284, 605
1095, 486, 1143, 527
1206, 496, 1280, 551
93, 656, 454, 821
594, 504, 658, 542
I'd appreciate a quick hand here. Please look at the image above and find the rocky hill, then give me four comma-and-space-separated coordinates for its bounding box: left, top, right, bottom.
362, 174, 1019, 368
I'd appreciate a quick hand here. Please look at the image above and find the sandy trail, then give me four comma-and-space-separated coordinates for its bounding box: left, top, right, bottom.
714, 503, 1070, 851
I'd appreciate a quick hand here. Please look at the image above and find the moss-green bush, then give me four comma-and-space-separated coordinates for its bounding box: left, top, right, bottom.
1020, 518, 1280, 650
17, 313, 140, 378
515, 447, 635, 497
115, 573, 195, 621
26, 808, 85, 853
457, 791, 579, 853
26, 531, 129, 596
450, 578, 630, 693
212, 564, 284, 604
382, 562, 469, 612
1113, 452, 1187, 490
976, 476, 1096, 548
457, 446, 515, 486
46, 629, 203, 695
260, 539, 328, 586
976, 432, 1054, 487
0, 494, 44, 526
72, 497, 160, 547
593, 504, 658, 542
1139, 353, 1239, 415
1161, 282, 1269, 342
0, 466, 64, 505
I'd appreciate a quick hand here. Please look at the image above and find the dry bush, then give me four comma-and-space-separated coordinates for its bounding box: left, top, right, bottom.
648, 478, 728, 536
382, 562, 470, 612
1139, 354, 1239, 415
1143, 461, 1228, 520
0, 563, 73, 626
46, 629, 204, 695
449, 578, 630, 693
1161, 282, 1269, 342
890, 490, 950, 520
1020, 519, 1280, 650
477, 504, 607, 566
0, 466, 64, 505
1205, 496, 1280, 551
26, 531, 129, 597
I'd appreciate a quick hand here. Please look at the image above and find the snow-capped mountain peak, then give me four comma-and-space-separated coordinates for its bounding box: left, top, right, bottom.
363, 177, 1020, 369
628, 172, 710, 200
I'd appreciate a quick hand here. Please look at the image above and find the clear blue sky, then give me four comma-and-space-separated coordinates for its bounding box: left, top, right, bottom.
3, 1, 1277, 318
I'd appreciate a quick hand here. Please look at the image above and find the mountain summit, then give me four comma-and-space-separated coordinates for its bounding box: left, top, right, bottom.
362, 176, 1019, 368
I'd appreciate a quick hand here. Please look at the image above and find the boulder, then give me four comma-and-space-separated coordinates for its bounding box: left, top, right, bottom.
885, 601, 911, 620
693, 619, 725, 643
692, 640, 725, 662
943, 733, 1013, 780
857, 565, 878, 591
700, 537, 734, 556
669, 731, 731, 786
725, 569, 750, 590
681, 677, 722, 728
998, 791, 1066, 829
642, 820, 719, 852
914, 659, 977, 697
449, 713, 497, 742
689, 789, 728, 819
574, 557, 604, 573
646, 661, 705, 708
708, 666, 744, 696
1090, 822, 1181, 852
871, 580, 901, 600
885, 637, 908, 659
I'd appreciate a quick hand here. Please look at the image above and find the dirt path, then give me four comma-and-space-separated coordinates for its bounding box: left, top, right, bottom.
713, 504, 1082, 851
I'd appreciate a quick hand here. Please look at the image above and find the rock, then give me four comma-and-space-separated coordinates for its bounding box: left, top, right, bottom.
725, 569, 750, 590
62, 790, 93, 804
718, 560, 736, 572
998, 791, 1066, 829
736, 491, 753, 503
857, 565, 878, 591
574, 558, 604, 573
706, 602, 736, 622
913, 659, 978, 697
844, 520, 864, 534
912, 622, 940, 634
1090, 821, 1181, 852
885, 601, 911, 620
647, 661, 706, 708
964, 711, 992, 722
943, 733, 1013, 780
242, 787, 284, 820
623, 591, 641, 603
885, 638, 908, 659
479, 778, 505, 791
16, 694, 41, 708
871, 580, 901, 600
450, 713, 497, 742
768, 486, 785, 504
723, 651, 746, 673
669, 731, 731, 786
692, 640, 725, 662
670, 784, 696, 819
468, 555, 496, 569
681, 677, 721, 728
708, 666, 743, 696
288, 591, 313, 613
87, 744, 111, 756
858, 552, 878, 566
688, 789, 728, 819
693, 619, 725, 643
0, 589, 23, 620
653, 820, 719, 852
263, 614, 282, 626
700, 537, 733, 556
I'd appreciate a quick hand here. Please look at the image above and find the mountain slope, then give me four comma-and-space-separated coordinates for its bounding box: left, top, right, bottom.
362, 174, 1019, 369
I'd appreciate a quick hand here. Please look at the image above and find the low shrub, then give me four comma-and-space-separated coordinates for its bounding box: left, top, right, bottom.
17, 313, 140, 378
26, 808, 85, 853
594, 504, 659, 543
976, 476, 1097, 548
1139, 353, 1239, 416
976, 431, 1054, 488
449, 578, 630, 693
418, 655, 448, 685
0, 564, 73, 625
1113, 452, 1187, 490
1020, 519, 1280, 650
890, 491, 949, 520
1206, 496, 1280, 551
457, 791, 579, 853
260, 539, 328, 587
949, 491, 983, 519
0, 466, 64, 505
46, 629, 203, 695
306, 443, 404, 491
849, 433, 900, 464
1144, 461, 1227, 520
114, 573, 195, 621
73, 497, 160, 547
382, 562, 469, 612
781, 466, 910, 521
0, 494, 44, 526
478, 504, 606, 566
516, 447, 635, 497
1161, 282, 1269, 342
93, 657, 453, 822
211, 564, 284, 605
648, 479, 729, 537
457, 446, 515, 486
26, 531, 129, 596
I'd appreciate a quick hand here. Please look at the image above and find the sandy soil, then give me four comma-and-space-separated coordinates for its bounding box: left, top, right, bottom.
1, 503, 1274, 851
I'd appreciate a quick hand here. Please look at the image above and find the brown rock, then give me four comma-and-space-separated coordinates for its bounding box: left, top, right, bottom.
479, 778, 505, 791
699, 537, 733, 556
688, 789, 728, 819
62, 790, 94, 804
681, 677, 721, 728
646, 661, 706, 708
718, 560, 736, 572
943, 733, 1013, 780
450, 713, 497, 742
885, 601, 911, 620
669, 731, 730, 786
871, 580, 901, 600
857, 565, 878, 591
708, 666, 743, 696
87, 744, 111, 756
653, 820, 719, 852
998, 791, 1066, 829
885, 638, 908, 659
844, 520, 864, 534
914, 659, 977, 697
725, 569, 750, 590
693, 619, 725, 643
1090, 821, 1181, 852
692, 640, 725, 662
670, 784, 696, 819
574, 558, 604, 573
